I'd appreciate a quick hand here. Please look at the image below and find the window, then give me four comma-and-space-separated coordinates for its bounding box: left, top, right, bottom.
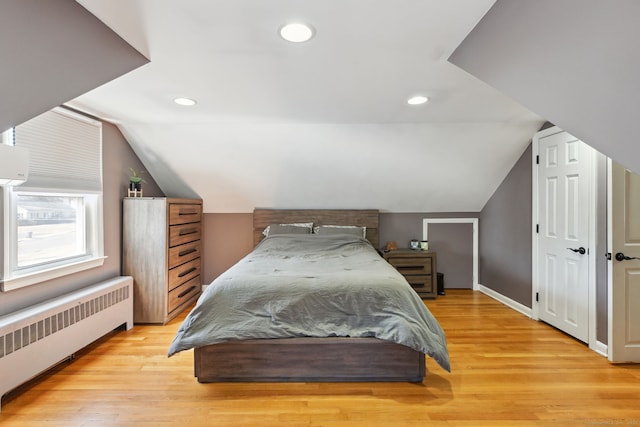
1, 107, 104, 291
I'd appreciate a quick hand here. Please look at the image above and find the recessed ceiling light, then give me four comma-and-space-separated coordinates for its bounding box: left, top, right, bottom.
279, 22, 315, 43
173, 97, 197, 106
407, 95, 429, 106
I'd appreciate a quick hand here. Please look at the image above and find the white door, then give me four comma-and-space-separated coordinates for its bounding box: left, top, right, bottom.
536, 128, 592, 342
609, 161, 640, 362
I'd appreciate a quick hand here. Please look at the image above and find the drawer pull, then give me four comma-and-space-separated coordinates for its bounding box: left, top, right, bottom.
179, 228, 198, 236
178, 286, 197, 298
178, 267, 197, 278
179, 211, 198, 216
179, 248, 198, 257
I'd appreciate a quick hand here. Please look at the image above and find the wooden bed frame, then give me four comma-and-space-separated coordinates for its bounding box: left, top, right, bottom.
193, 208, 426, 383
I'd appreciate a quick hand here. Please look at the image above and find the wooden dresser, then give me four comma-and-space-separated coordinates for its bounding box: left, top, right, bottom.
123, 197, 202, 324
383, 249, 437, 299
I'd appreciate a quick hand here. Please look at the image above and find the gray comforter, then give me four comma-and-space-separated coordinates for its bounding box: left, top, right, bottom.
168, 234, 450, 372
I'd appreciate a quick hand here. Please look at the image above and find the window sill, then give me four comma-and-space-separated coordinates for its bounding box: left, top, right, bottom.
0, 256, 107, 292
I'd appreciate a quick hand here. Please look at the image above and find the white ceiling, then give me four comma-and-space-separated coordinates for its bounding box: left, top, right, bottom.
70, 0, 544, 213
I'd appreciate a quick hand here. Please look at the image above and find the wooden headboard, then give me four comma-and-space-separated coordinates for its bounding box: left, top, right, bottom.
253, 209, 380, 248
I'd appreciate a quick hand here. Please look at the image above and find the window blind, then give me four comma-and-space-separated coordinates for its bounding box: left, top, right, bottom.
14, 107, 102, 192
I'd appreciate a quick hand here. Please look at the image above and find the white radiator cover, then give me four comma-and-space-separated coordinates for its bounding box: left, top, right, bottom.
0, 276, 133, 410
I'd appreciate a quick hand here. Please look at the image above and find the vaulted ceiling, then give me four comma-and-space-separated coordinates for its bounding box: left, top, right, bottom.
7, 2, 637, 214
69, 0, 544, 213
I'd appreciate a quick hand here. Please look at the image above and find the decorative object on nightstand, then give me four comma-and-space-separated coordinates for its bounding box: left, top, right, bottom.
123, 197, 202, 323
383, 249, 437, 299
385, 241, 398, 251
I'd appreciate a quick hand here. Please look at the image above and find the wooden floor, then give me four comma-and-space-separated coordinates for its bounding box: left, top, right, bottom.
1, 289, 638, 426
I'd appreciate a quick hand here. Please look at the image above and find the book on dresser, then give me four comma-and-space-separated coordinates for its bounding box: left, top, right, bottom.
123, 197, 202, 324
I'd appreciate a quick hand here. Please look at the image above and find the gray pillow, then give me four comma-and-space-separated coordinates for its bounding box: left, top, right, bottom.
264, 223, 313, 236
315, 225, 366, 238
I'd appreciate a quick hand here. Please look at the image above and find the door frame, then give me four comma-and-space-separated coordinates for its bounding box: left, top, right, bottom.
532, 126, 599, 351
607, 158, 615, 360
422, 218, 478, 290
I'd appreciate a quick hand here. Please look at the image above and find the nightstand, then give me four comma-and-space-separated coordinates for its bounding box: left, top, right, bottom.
383, 249, 437, 299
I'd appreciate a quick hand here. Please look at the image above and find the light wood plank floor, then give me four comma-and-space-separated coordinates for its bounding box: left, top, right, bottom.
1, 289, 638, 426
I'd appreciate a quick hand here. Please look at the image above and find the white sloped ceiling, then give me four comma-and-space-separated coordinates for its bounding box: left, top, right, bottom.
70, 0, 544, 213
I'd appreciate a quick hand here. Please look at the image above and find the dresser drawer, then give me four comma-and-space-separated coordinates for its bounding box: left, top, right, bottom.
169, 241, 201, 269
169, 222, 202, 247
169, 203, 202, 225
168, 258, 201, 291
168, 275, 200, 313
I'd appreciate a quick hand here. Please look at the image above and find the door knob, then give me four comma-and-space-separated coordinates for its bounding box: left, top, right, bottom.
615, 252, 640, 261
567, 247, 586, 255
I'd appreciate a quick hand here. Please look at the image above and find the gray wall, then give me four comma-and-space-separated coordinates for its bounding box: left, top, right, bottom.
479, 144, 533, 306
0, 0, 155, 316
479, 139, 609, 343
0, 121, 163, 316
450, 0, 640, 175
379, 213, 478, 290
427, 223, 474, 290
200, 211, 479, 289
202, 213, 254, 284
595, 153, 608, 343
0, 0, 148, 133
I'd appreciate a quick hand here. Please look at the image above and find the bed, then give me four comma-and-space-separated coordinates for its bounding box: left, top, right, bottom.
168, 209, 450, 382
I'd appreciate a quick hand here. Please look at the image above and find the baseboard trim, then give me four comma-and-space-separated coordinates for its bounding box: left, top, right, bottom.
478, 285, 610, 358
593, 340, 608, 358
477, 284, 533, 318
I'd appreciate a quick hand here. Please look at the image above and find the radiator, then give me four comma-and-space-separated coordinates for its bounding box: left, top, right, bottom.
0, 276, 133, 411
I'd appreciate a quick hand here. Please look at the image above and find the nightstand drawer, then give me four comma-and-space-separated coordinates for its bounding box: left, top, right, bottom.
169, 222, 202, 247
168, 275, 200, 313
387, 257, 432, 274
169, 203, 202, 225
405, 276, 434, 294
383, 249, 437, 299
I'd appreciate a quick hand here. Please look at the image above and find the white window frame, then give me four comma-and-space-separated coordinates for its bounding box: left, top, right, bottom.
0, 108, 105, 292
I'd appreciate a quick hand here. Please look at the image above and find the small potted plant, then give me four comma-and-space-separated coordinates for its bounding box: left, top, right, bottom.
129, 167, 145, 191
